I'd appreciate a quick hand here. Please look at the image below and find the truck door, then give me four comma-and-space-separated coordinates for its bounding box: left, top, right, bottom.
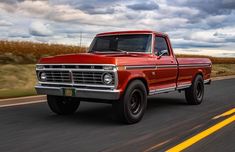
152, 35, 178, 93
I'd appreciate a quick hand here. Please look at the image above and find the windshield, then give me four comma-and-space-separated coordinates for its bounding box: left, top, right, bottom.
89, 34, 152, 53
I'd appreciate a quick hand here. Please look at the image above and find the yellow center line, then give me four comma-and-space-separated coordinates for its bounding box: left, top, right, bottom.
213, 108, 235, 119
166, 114, 235, 152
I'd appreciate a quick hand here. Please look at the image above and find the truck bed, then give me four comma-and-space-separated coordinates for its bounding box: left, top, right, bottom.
177, 58, 212, 88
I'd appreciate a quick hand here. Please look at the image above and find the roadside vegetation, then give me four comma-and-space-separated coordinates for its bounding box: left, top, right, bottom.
0, 64, 36, 98
176, 54, 235, 64
0, 40, 86, 64
0, 40, 235, 99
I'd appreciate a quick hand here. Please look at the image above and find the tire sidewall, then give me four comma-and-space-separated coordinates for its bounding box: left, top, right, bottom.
192, 75, 204, 104
123, 80, 147, 123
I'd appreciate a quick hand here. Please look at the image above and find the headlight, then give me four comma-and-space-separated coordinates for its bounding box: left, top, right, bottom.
39, 72, 47, 81
103, 73, 113, 85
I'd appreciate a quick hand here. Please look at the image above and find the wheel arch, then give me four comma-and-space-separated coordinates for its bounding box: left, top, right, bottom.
125, 77, 149, 94
192, 70, 204, 83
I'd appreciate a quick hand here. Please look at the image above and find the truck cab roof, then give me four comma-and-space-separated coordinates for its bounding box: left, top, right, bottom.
96, 30, 168, 37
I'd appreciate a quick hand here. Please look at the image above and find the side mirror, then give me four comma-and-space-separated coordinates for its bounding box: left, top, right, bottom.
157, 50, 168, 59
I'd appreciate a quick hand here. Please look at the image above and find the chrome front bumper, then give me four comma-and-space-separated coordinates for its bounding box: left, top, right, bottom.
35, 85, 120, 100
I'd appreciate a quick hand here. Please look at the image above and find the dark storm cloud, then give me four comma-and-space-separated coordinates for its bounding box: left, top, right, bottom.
8, 32, 30, 38
75, 4, 115, 14
176, 0, 235, 15
164, 0, 235, 30
127, 1, 159, 11
0, 0, 40, 4
214, 32, 235, 43
50, 0, 118, 14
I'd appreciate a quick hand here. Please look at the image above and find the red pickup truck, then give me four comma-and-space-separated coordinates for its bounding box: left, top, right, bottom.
35, 30, 212, 124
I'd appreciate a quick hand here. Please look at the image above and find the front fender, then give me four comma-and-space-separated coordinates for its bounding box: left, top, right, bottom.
117, 70, 149, 94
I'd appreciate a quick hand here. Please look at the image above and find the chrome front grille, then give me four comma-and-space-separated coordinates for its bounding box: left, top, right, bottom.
42, 71, 71, 83
36, 64, 117, 88
73, 71, 113, 85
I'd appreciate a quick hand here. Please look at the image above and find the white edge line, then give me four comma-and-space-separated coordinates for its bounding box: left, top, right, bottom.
0, 95, 45, 102
0, 100, 46, 108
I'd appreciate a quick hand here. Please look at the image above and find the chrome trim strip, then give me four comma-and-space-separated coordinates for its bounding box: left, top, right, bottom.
124, 63, 211, 70
149, 87, 176, 95
36, 64, 116, 71
157, 65, 178, 68
36, 68, 115, 72
93, 33, 153, 54
177, 83, 191, 90
113, 67, 118, 89
149, 83, 192, 95
35, 85, 119, 93
151, 33, 154, 54
36, 63, 116, 66
125, 65, 157, 70
97, 33, 153, 36
38, 81, 115, 89
35, 85, 120, 100
179, 64, 211, 68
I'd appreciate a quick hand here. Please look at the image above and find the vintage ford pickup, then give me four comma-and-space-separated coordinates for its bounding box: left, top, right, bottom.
35, 30, 212, 124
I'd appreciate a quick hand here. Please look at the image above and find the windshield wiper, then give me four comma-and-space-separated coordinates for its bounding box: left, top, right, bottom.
90, 49, 128, 54
109, 49, 128, 54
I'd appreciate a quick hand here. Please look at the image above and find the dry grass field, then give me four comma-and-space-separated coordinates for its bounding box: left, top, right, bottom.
0, 40, 235, 98
176, 54, 235, 64
0, 40, 86, 64
0, 64, 36, 98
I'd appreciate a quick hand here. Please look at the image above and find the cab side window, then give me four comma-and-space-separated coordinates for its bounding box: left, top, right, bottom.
154, 36, 170, 56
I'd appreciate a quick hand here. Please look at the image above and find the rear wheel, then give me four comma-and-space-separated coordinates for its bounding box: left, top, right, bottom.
113, 80, 147, 124
185, 75, 204, 105
47, 95, 80, 115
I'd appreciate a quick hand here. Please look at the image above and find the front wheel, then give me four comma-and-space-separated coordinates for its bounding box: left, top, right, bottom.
47, 95, 80, 115
185, 75, 204, 105
113, 80, 147, 124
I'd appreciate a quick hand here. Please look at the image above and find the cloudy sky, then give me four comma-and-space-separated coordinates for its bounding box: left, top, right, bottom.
0, 0, 235, 57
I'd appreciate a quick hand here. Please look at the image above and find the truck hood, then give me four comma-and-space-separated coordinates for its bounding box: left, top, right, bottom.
39, 53, 155, 66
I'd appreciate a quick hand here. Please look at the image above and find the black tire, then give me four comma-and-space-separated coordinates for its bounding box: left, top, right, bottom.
47, 95, 80, 115
113, 80, 147, 124
185, 75, 204, 105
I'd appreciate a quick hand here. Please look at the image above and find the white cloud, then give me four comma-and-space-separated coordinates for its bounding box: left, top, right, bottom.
17, 1, 51, 17
0, 20, 13, 26
0, 0, 234, 57
29, 21, 53, 36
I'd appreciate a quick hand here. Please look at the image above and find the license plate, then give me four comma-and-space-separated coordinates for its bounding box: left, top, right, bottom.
64, 88, 74, 96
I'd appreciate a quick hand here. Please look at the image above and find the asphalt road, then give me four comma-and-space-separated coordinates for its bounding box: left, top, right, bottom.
0, 79, 235, 152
